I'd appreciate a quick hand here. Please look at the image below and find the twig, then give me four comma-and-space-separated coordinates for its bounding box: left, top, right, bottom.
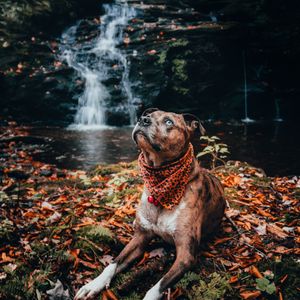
225, 200, 243, 235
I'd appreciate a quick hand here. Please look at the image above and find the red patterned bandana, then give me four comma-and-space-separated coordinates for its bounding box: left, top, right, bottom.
138, 143, 194, 210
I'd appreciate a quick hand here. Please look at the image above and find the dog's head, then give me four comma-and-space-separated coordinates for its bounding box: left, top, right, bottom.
132, 108, 205, 165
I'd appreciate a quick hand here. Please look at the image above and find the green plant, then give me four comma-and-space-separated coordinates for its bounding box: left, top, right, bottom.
197, 136, 230, 169
157, 50, 167, 65
77, 225, 113, 243
172, 59, 188, 81
189, 272, 231, 300
176, 272, 232, 300
176, 271, 202, 289
256, 277, 276, 295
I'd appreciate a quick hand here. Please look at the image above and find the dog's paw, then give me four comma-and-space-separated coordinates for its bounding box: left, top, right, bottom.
143, 281, 163, 300
74, 263, 117, 300
74, 280, 102, 300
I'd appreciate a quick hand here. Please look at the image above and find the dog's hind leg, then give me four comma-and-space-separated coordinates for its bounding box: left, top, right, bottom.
75, 229, 152, 300
143, 237, 198, 300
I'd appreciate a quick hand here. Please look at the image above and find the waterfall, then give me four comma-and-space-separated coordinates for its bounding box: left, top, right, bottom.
59, 1, 138, 129
274, 98, 283, 122
241, 51, 254, 123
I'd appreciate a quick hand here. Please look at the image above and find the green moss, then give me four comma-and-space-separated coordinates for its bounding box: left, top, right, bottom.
0, 219, 15, 242
189, 272, 231, 300
0, 263, 51, 299
172, 59, 188, 81
177, 272, 233, 300
0, 276, 28, 299
176, 271, 202, 289
157, 50, 167, 65
91, 162, 137, 176
118, 188, 141, 198
122, 293, 141, 300
169, 38, 189, 47
77, 225, 113, 243
173, 86, 189, 95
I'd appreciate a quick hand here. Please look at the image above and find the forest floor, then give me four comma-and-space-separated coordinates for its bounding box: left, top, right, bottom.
0, 123, 299, 300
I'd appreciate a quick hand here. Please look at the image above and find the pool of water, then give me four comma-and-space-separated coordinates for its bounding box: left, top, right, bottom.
28, 120, 299, 176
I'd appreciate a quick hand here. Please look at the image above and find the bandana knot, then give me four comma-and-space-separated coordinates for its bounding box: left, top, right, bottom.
138, 143, 194, 210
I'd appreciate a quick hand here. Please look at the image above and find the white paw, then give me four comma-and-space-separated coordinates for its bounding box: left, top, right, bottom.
74, 280, 102, 300
74, 263, 117, 300
143, 280, 163, 300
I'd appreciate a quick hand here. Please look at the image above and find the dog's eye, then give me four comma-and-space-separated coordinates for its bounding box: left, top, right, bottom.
165, 119, 174, 126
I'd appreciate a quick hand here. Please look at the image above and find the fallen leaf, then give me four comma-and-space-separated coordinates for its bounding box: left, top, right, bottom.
105, 289, 118, 300
240, 290, 261, 299
249, 266, 263, 278
47, 211, 62, 224
229, 275, 239, 284
149, 248, 166, 258
254, 223, 267, 235
46, 279, 70, 300
147, 49, 157, 55
0, 272, 7, 280
137, 252, 150, 266
267, 223, 289, 238
99, 255, 114, 266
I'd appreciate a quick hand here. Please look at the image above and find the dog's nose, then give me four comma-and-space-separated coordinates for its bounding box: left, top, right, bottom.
139, 116, 151, 127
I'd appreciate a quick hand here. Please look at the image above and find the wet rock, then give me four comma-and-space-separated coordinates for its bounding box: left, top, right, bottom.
0, 0, 299, 123
56, 170, 66, 178
7, 169, 30, 180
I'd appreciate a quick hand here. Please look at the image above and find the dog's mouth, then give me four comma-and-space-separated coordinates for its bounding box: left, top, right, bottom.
133, 129, 161, 152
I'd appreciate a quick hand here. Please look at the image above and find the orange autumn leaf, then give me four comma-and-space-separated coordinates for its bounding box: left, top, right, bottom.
102, 292, 109, 300
51, 195, 68, 204
267, 223, 288, 238
279, 274, 288, 284
249, 266, 263, 278
105, 289, 118, 300
74, 220, 96, 229
79, 259, 98, 269
256, 208, 274, 219
202, 251, 215, 258
137, 252, 150, 266
214, 237, 232, 245
170, 287, 183, 299
69, 249, 80, 268
240, 290, 261, 299
1, 252, 14, 263
229, 275, 239, 284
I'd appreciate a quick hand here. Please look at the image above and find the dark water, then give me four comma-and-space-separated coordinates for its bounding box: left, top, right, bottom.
28, 120, 299, 176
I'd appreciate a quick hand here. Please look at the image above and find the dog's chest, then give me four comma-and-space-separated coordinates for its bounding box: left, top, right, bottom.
136, 192, 186, 241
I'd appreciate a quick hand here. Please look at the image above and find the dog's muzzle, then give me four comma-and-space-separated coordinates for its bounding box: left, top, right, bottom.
138, 116, 152, 127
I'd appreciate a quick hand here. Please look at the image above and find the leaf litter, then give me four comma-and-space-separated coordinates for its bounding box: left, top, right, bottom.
0, 124, 299, 299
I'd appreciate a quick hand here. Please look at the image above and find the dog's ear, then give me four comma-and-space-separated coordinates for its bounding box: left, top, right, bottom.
141, 108, 160, 116
183, 113, 206, 136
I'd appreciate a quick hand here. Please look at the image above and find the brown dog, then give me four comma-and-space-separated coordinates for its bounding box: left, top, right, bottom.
75, 109, 225, 300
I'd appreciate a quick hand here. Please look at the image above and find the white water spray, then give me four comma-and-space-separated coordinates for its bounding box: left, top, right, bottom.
274, 98, 283, 122
59, 2, 137, 130
241, 51, 255, 123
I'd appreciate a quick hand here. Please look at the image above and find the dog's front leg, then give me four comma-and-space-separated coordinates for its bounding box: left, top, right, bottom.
143, 239, 197, 300
75, 230, 152, 300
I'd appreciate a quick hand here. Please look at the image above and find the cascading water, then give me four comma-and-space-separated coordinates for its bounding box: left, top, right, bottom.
241, 51, 255, 123
59, 1, 138, 129
274, 98, 283, 122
